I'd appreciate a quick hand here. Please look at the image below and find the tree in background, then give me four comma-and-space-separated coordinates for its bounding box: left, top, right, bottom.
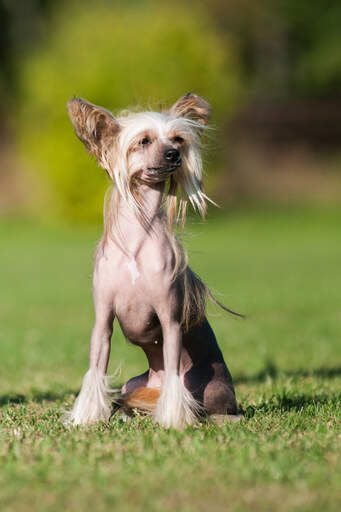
2, 0, 341, 217
2, 0, 340, 107
15, 0, 240, 221
205, 0, 341, 100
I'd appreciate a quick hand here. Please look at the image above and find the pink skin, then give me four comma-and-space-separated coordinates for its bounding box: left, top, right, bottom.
92, 175, 237, 416
67, 95, 238, 419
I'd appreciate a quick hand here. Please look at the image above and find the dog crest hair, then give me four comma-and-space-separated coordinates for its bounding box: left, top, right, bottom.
67, 94, 211, 227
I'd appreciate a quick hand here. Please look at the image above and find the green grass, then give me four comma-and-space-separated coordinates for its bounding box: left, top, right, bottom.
0, 207, 340, 511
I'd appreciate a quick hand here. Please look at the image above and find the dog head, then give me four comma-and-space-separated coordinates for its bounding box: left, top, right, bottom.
67, 93, 211, 224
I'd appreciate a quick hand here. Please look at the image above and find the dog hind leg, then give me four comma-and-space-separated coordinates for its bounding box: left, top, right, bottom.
121, 370, 149, 395
120, 386, 160, 413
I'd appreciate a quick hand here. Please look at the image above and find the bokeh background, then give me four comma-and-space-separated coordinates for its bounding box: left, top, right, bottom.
1, 0, 341, 218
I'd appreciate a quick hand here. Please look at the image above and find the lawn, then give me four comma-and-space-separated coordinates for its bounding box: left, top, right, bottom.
0, 206, 340, 511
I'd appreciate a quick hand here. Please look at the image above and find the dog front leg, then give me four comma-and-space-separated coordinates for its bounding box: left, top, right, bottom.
153, 321, 201, 429
66, 308, 115, 426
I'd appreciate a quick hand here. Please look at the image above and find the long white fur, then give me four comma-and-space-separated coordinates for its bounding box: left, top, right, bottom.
104, 112, 211, 226
64, 369, 114, 425
153, 372, 202, 429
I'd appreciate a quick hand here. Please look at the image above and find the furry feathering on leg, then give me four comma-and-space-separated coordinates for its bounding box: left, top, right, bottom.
65, 369, 114, 426
153, 373, 202, 429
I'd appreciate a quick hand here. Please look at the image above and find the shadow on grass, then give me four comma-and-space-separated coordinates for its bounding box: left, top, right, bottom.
234, 360, 341, 385
0, 390, 78, 406
2, 361, 341, 418
242, 391, 341, 418
235, 360, 341, 417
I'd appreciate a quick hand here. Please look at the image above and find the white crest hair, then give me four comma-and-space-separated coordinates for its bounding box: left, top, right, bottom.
103, 111, 212, 232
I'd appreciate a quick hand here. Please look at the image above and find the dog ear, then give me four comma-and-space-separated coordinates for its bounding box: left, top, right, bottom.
170, 93, 211, 126
67, 97, 120, 166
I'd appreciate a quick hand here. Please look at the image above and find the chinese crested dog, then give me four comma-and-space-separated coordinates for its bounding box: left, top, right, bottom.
66, 93, 241, 429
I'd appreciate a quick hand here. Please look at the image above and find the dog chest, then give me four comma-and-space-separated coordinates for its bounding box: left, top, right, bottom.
115, 300, 162, 344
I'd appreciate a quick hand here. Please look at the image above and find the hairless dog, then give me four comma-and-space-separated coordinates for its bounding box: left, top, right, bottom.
65, 94, 241, 429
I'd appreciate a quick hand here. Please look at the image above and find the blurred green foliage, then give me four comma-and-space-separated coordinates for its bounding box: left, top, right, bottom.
278, 1, 341, 97
9, 0, 341, 220
204, 0, 341, 99
16, 0, 240, 222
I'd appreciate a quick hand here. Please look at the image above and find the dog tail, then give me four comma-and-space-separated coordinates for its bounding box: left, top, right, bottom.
120, 387, 160, 413
206, 287, 245, 319
182, 267, 244, 331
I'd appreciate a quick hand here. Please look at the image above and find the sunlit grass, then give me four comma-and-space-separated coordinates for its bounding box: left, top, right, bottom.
0, 207, 340, 511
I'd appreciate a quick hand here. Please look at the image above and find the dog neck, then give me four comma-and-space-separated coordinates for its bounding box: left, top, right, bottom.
135, 181, 165, 223
106, 181, 166, 257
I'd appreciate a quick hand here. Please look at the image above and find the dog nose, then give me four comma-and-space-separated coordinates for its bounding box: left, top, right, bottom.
164, 148, 180, 163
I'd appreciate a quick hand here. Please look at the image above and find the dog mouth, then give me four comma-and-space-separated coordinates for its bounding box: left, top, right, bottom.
147, 160, 182, 175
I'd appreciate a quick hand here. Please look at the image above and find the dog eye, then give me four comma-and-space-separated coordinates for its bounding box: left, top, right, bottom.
140, 136, 151, 146
173, 136, 184, 144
